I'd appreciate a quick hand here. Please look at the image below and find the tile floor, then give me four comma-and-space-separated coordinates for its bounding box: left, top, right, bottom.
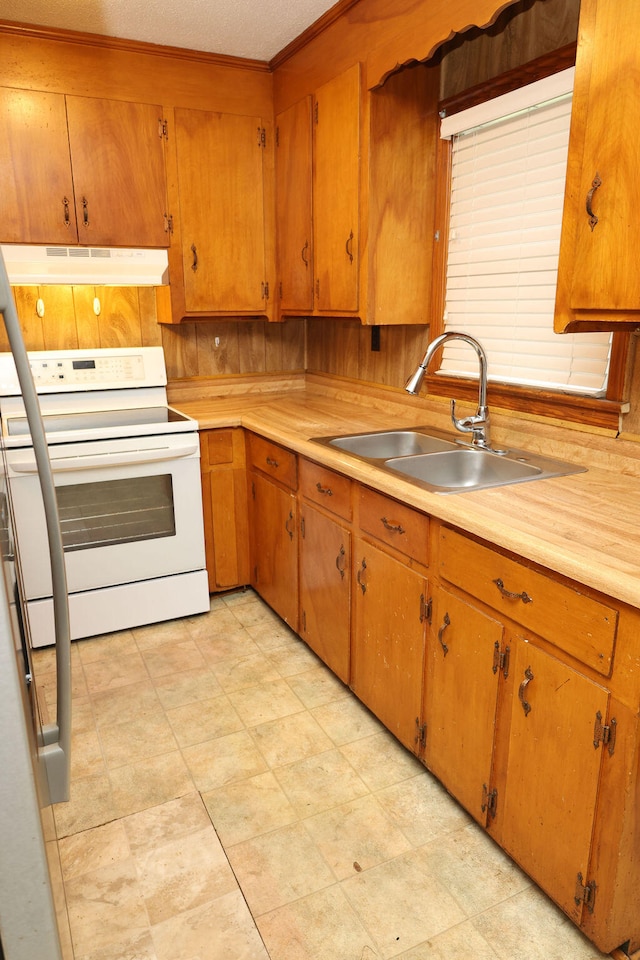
33, 588, 613, 960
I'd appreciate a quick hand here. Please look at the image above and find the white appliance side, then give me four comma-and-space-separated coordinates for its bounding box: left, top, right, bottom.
0, 584, 65, 960
27, 569, 211, 647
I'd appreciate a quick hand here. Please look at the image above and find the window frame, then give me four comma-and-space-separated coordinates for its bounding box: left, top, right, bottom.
427, 44, 629, 431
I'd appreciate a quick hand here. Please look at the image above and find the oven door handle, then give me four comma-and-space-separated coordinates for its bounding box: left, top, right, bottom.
0, 251, 71, 806
10, 440, 200, 473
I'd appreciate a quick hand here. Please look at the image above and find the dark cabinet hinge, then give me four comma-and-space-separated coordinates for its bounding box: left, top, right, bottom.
481, 783, 498, 819
163, 213, 173, 234
261, 281, 270, 301
251, 480, 256, 500
492, 642, 510, 679
158, 118, 169, 140
419, 595, 432, 625
314, 101, 319, 124
301, 609, 307, 633
275, 126, 280, 148
574, 873, 597, 913
300, 515, 306, 539
257, 126, 266, 148
593, 711, 616, 755
279, 280, 283, 300
415, 718, 426, 751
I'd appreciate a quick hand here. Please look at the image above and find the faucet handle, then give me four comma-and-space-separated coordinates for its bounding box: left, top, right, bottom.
451, 400, 491, 448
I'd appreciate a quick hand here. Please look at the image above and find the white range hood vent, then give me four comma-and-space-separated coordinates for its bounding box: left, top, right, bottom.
1, 245, 169, 286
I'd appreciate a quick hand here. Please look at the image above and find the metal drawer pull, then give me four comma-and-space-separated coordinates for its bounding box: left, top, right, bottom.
493, 578, 532, 604
345, 230, 354, 264
336, 544, 346, 580
62, 196, 71, 227
518, 666, 534, 716
82, 196, 89, 227
316, 481, 333, 497
381, 517, 405, 535
586, 172, 602, 231
191, 243, 198, 271
301, 240, 309, 266
357, 557, 367, 594
266, 456, 279, 468
438, 612, 450, 657
284, 510, 295, 541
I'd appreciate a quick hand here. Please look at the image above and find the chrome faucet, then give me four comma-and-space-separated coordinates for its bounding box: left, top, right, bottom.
405, 331, 491, 449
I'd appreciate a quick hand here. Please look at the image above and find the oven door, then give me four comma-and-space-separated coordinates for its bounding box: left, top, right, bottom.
5, 432, 205, 601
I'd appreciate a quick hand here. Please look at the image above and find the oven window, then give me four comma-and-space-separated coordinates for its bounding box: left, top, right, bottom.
56, 475, 176, 551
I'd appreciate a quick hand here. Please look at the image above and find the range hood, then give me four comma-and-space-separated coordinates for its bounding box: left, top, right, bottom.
1, 245, 169, 286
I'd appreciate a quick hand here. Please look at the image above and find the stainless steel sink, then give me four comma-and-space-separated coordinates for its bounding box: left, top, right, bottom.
313, 428, 586, 494
327, 429, 455, 459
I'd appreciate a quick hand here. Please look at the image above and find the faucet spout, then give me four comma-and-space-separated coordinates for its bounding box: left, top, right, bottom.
405, 331, 491, 449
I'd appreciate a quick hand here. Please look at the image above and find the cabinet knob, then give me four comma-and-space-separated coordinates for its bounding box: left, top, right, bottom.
81, 196, 89, 227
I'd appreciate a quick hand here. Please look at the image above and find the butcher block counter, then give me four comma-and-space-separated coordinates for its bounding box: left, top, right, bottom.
170, 372, 640, 610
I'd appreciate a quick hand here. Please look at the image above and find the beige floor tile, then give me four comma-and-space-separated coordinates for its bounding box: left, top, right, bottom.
82, 650, 149, 695
134, 825, 238, 925
59, 819, 131, 881
90, 679, 164, 728
74, 929, 159, 960
67, 695, 98, 734
286, 665, 351, 709
414, 821, 531, 917
151, 890, 270, 960
274, 748, 369, 818
54, 773, 117, 838
77, 629, 138, 664
64, 856, 148, 956
246, 618, 300, 654
341, 848, 468, 959
123, 792, 213, 855
268, 640, 322, 677
202, 771, 298, 845
376, 773, 472, 848
305, 794, 413, 880
70, 727, 106, 780
152, 665, 224, 710
340, 730, 424, 791
110, 750, 194, 818
471, 886, 611, 960
182, 729, 268, 791
257, 883, 380, 960
185, 604, 246, 641
132, 617, 193, 651
211, 651, 281, 693
312, 695, 385, 745
195, 625, 263, 665
226, 821, 336, 915
230, 597, 283, 629
166, 692, 243, 746
250, 710, 333, 767
140, 638, 207, 679
394, 919, 499, 959
227, 677, 305, 727
98, 712, 179, 769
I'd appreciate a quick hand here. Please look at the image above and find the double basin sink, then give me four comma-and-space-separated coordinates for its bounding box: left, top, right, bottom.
313, 427, 585, 494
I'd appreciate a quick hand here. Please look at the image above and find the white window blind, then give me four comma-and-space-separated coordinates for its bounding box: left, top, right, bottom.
439, 71, 612, 395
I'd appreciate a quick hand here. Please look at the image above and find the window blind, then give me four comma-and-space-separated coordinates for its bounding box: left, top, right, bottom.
439, 72, 612, 395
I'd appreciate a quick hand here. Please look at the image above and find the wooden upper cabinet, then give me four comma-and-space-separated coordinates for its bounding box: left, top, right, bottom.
275, 97, 313, 313
0, 88, 169, 248
555, 0, 640, 330
173, 108, 269, 316
65, 96, 169, 248
0, 89, 77, 244
313, 63, 360, 315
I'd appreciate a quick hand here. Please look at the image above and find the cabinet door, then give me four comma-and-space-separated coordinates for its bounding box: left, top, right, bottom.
200, 429, 249, 592
501, 639, 608, 920
424, 587, 504, 825
276, 97, 313, 313
313, 64, 360, 313
66, 96, 169, 248
175, 109, 267, 314
249, 471, 298, 629
352, 538, 426, 752
0, 88, 77, 243
299, 503, 350, 683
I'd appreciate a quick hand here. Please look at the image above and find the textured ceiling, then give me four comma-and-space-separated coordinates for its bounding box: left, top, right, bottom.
1, 0, 340, 61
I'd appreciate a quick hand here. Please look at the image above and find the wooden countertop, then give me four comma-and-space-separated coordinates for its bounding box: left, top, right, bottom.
170, 379, 640, 610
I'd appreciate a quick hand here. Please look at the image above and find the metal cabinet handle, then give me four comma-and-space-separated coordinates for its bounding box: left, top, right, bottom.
357, 557, 367, 594
586, 172, 602, 231
316, 481, 333, 497
518, 666, 534, 716
81, 196, 89, 227
345, 230, 354, 264
266, 456, 279, 468
191, 243, 198, 272
284, 510, 294, 541
493, 578, 532, 604
438, 612, 450, 657
62, 196, 71, 227
301, 240, 309, 267
381, 517, 405, 535
336, 544, 346, 580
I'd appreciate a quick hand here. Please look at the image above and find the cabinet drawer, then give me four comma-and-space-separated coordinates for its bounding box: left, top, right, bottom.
202, 429, 234, 466
358, 486, 429, 565
439, 527, 617, 676
247, 433, 297, 489
299, 459, 352, 520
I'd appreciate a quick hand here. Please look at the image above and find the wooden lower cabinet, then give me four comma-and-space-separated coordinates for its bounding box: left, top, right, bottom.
200, 428, 249, 592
